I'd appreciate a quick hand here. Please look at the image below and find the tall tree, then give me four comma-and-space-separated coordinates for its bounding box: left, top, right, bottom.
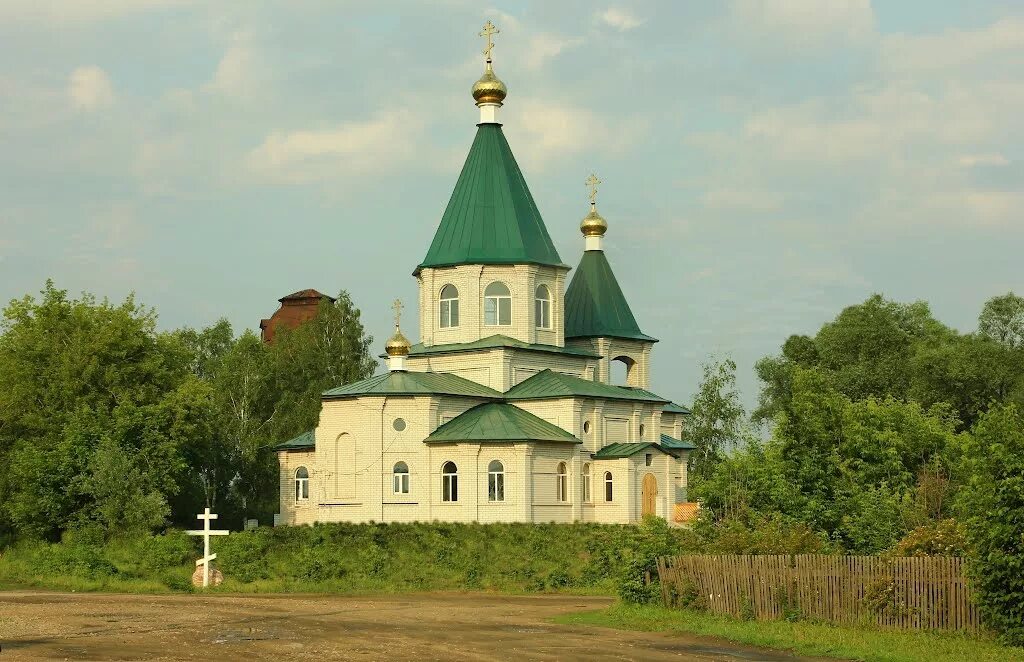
978, 292, 1024, 349
0, 282, 195, 538
686, 357, 745, 479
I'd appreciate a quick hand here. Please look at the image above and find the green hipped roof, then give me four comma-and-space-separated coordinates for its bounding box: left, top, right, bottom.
592, 442, 676, 459
417, 124, 567, 274
425, 402, 581, 444
505, 369, 670, 403
564, 250, 657, 342
323, 371, 502, 400
274, 430, 315, 451
660, 433, 697, 451
402, 334, 600, 359
663, 402, 692, 415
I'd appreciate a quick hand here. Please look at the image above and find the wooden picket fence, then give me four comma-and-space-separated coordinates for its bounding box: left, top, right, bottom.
656, 555, 981, 632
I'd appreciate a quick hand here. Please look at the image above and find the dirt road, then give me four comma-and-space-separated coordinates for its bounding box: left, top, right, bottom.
0, 591, 814, 661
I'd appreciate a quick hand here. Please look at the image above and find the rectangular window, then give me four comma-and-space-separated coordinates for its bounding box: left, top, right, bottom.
605, 477, 613, 502
488, 473, 504, 502
296, 479, 309, 501
443, 475, 458, 502
557, 475, 568, 502
645, 453, 653, 467
582, 474, 591, 502
499, 297, 511, 325
440, 299, 460, 328
485, 297, 512, 326
393, 474, 409, 494
535, 297, 550, 329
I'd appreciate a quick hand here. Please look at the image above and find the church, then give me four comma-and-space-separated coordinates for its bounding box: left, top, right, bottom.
274, 22, 694, 527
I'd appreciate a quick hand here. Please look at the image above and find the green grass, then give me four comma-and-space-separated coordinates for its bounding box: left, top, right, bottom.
555, 603, 1024, 662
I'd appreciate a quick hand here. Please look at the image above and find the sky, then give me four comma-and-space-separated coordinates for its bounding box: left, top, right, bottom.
1, 0, 1022, 411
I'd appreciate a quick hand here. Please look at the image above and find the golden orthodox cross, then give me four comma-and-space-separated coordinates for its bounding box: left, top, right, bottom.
480, 20, 499, 61
392, 298, 404, 327
585, 173, 602, 205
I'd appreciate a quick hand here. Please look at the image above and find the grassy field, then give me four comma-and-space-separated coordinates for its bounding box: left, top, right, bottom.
555, 603, 1024, 662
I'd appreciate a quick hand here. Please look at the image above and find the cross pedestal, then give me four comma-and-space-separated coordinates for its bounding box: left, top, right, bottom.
186, 507, 230, 587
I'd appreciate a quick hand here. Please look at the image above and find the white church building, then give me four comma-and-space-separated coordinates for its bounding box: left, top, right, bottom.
274, 23, 694, 527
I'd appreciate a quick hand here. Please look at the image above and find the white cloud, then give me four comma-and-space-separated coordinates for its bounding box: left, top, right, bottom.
881, 17, 1024, 76
247, 110, 424, 182
522, 33, 584, 70
504, 100, 648, 172
0, 0, 193, 23
959, 154, 1010, 167
596, 7, 643, 32
730, 0, 874, 49
68, 66, 114, 111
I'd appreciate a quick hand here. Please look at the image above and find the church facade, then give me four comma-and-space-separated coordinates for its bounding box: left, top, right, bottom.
274, 23, 694, 527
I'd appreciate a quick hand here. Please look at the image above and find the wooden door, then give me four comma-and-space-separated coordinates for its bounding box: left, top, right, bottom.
642, 473, 657, 517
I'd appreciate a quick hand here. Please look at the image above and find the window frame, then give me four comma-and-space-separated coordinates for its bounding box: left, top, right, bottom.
556, 462, 568, 503
483, 281, 512, 326
534, 284, 552, 330
604, 471, 613, 502
295, 467, 310, 502
393, 461, 410, 495
442, 461, 459, 502
582, 463, 592, 503
439, 284, 460, 329
487, 459, 505, 502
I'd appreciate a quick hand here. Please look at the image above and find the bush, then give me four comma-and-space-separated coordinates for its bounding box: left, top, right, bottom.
886, 519, 968, 557
959, 405, 1024, 645
138, 530, 195, 572
35, 529, 117, 579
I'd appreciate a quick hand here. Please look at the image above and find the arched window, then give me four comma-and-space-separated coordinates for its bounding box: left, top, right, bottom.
484, 282, 511, 326
639, 424, 646, 439
439, 284, 459, 328
582, 463, 592, 502
604, 471, 613, 502
535, 284, 551, 329
556, 462, 568, 502
488, 460, 504, 502
442, 461, 458, 502
393, 461, 410, 495
295, 467, 309, 502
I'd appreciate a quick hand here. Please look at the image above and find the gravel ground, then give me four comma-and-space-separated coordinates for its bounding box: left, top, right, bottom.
0, 591, 815, 661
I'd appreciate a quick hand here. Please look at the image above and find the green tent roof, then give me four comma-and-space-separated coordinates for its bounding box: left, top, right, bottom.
505, 369, 670, 403
564, 250, 656, 342
400, 334, 600, 359
323, 371, 502, 400
416, 124, 566, 273
592, 442, 676, 459
660, 433, 696, 451
274, 430, 315, 451
663, 402, 692, 415
425, 402, 581, 444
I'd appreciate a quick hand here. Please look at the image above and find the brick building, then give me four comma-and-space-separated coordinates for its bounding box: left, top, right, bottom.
259, 289, 335, 343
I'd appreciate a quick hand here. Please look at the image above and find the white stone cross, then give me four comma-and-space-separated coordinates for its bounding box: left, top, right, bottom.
186, 507, 230, 588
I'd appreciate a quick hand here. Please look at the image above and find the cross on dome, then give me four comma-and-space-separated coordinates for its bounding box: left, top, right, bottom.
585, 173, 602, 206
480, 20, 499, 62
392, 298, 404, 328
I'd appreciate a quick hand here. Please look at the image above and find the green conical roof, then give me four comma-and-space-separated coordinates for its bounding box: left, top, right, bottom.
564, 250, 657, 342
417, 124, 566, 273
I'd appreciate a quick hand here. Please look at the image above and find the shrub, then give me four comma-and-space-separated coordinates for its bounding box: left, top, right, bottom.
138, 530, 194, 572
34, 529, 117, 579
959, 405, 1024, 645
886, 519, 968, 557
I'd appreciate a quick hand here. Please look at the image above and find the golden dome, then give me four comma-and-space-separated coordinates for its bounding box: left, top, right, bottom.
580, 204, 608, 237
385, 326, 411, 357
472, 62, 507, 106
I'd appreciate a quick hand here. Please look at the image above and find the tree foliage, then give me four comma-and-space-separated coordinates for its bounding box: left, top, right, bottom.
0, 282, 375, 539
685, 358, 744, 480
959, 405, 1024, 644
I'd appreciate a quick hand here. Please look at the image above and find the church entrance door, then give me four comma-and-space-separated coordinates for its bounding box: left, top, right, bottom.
641, 473, 657, 517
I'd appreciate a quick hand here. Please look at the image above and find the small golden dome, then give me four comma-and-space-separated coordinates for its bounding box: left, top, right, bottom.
580, 204, 608, 237
385, 326, 411, 357
472, 62, 507, 106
